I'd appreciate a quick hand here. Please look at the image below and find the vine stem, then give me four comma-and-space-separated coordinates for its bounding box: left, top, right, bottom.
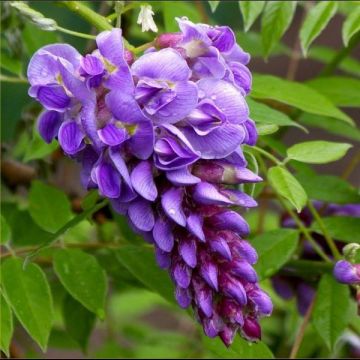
277, 196, 332, 263
56, 26, 96, 39
307, 201, 341, 260
133, 41, 155, 55
289, 296, 316, 359
61, 1, 113, 31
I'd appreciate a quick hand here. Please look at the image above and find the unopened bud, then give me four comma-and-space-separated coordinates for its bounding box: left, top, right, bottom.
155, 33, 183, 48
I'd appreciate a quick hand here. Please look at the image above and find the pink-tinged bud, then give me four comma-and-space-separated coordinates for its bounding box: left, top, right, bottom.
219, 325, 237, 347
220, 274, 247, 306
202, 313, 224, 338
192, 162, 225, 183
333, 260, 360, 285
218, 299, 244, 326
124, 49, 134, 65
155, 33, 183, 48
242, 317, 261, 342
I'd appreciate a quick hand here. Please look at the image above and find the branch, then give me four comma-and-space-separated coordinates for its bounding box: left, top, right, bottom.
289, 296, 316, 359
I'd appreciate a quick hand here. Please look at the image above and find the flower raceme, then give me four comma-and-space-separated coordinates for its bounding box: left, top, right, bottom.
27, 18, 272, 346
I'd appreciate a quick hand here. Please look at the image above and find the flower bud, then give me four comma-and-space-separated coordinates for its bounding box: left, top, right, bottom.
155, 33, 183, 49
242, 317, 261, 342
333, 260, 360, 285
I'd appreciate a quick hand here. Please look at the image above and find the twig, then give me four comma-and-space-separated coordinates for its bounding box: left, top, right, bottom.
289, 296, 316, 359
341, 149, 360, 180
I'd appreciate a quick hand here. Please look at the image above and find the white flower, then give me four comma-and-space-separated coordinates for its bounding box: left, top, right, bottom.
137, 5, 158, 33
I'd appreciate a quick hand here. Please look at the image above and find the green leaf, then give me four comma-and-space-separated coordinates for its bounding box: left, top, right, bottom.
261, 1, 297, 57
0, 294, 13, 357
300, 1, 338, 56
312, 216, 360, 243
116, 245, 175, 304
1, 257, 54, 351
237, 31, 289, 58
208, 1, 220, 12
22, 23, 60, 56
312, 274, 350, 350
239, 1, 265, 32
251, 229, 299, 280
54, 249, 107, 318
257, 123, 279, 136
297, 173, 360, 204
342, 6, 360, 46
251, 74, 354, 125
268, 166, 307, 212
0, 51, 22, 76
162, 2, 201, 32
203, 334, 274, 358
1, 204, 52, 246
247, 98, 306, 131
299, 113, 360, 143
29, 180, 72, 233
23, 131, 58, 162
307, 76, 360, 107
62, 294, 96, 352
1, 214, 11, 244
309, 46, 360, 78
287, 141, 352, 164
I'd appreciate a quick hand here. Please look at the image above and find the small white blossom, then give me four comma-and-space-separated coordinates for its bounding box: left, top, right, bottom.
137, 5, 158, 33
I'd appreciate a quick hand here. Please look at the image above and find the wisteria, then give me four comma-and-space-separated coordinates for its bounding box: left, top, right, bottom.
27, 18, 272, 346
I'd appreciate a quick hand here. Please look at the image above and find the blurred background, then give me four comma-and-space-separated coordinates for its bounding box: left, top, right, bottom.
1, 1, 359, 358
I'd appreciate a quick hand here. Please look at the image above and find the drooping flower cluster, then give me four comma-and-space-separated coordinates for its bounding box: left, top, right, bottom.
28, 18, 272, 346
274, 203, 360, 315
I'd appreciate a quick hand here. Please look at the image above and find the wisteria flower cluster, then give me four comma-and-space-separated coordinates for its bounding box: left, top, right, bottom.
27, 18, 272, 346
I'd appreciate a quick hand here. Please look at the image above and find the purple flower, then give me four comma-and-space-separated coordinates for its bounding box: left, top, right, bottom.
29, 21, 269, 347
334, 260, 360, 285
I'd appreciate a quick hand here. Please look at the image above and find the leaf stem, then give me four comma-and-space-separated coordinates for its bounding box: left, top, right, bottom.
249, 146, 282, 165
277, 196, 332, 263
61, 1, 113, 31
56, 26, 96, 39
289, 296, 316, 359
307, 201, 341, 260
